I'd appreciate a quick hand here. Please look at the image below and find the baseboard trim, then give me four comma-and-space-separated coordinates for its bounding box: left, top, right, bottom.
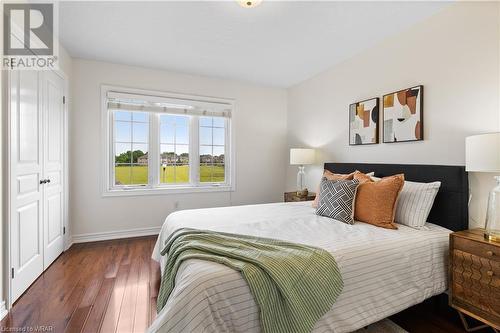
0, 301, 8, 320
65, 240, 74, 251
72, 226, 161, 244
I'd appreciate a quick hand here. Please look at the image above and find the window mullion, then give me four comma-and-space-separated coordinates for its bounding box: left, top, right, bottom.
225, 118, 230, 187
173, 122, 177, 183
110, 111, 116, 189
211, 120, 214, 182
191, 116, 199, 186
150, 113, 160, 188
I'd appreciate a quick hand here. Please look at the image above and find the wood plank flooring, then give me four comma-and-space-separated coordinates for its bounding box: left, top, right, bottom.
392, 300, 495, 333
1, 236, 495, 333
0, 236, 160, 333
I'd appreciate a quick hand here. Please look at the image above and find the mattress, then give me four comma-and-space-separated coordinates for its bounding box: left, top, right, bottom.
149, 201, 451, 333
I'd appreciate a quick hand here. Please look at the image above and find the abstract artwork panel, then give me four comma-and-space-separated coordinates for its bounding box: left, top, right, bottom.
383, 85, 423, 143
349, 97, 379, 145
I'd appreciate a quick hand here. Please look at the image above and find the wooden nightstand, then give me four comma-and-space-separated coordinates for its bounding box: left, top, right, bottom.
284, 191, 316, 202
449, 229, 500, 332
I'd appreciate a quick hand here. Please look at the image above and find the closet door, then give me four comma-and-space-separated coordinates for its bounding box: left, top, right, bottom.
10, 71, 45, 302
42, 71, 65, 269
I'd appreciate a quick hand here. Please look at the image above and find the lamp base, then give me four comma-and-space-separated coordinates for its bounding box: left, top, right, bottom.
484, 176, 500, 243
484, 231, 500, 243
296, 165, 306, 193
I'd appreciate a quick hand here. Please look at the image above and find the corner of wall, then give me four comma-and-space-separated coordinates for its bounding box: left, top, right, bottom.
58, 44, 74, 251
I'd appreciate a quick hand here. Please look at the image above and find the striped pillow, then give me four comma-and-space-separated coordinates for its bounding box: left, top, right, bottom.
395, 181, 441, 229
372, 176, 441, 229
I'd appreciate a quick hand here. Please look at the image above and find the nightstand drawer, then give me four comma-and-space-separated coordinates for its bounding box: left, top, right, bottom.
454, 236, 500, 262
451, 249, 500, 319
450, 230, 500, 330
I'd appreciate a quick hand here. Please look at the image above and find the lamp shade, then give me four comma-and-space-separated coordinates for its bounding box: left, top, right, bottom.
290, 148, 315, 165
465, 133, 500, 172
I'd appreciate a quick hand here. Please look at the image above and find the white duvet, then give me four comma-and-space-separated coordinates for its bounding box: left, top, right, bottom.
149, 202, 451, 333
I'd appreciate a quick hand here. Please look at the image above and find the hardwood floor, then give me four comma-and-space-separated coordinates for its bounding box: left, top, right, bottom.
392, 300, 495, 333
0, 236, 160, 333
0, 236, 495, 333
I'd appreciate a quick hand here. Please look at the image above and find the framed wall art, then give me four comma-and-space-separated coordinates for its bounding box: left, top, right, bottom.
383, 85, 423, 143
349, 97, 379, 145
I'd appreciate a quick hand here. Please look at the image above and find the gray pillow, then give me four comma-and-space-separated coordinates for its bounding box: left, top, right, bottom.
316, 178, 360, 224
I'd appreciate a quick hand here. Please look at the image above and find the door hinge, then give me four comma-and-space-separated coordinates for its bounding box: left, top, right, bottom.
63, 96, 66, 104
11, 268, 14, 279
63, 226, 66, 235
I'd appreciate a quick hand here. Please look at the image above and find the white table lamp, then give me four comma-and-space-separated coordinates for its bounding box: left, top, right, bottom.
466, 133, 500, 242
290, 148, 315, 195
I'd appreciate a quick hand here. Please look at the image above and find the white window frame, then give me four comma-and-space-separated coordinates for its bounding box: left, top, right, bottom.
101, 85, 235, 197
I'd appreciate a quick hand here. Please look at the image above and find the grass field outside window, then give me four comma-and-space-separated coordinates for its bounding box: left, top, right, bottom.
115, 165, 225, 185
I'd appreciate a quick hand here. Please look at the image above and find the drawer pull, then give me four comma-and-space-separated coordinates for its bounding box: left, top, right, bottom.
486, 251, 494, 256
487, 270, 494, 277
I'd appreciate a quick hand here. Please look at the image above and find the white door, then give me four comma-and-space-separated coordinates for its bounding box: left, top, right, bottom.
10, 71, 45, 301
42, 71, 65, 268
9, 70, 66, 302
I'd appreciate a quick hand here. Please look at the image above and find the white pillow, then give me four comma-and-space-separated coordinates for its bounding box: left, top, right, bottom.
371, 176, 441, 229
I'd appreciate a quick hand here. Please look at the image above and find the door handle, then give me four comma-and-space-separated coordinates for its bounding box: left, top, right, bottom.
46, 179, 51, 183
40, 179, 46, 184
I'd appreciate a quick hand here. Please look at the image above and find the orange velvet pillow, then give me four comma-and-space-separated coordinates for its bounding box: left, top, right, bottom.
353, 171, 405, 229
312, 170, 355, 208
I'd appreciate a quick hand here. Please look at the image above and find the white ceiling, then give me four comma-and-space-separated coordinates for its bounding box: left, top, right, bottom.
59, 1, 450, 87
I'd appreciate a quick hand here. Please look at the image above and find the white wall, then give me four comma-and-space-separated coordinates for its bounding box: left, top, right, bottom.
286, 2, 500, 228
70, 59, 287, 237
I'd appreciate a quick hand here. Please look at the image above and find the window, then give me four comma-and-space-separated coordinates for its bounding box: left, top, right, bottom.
114, 111, 149, 185
200, 117, 226, 183
103, 86, 234, 196
159, 114, 190, 184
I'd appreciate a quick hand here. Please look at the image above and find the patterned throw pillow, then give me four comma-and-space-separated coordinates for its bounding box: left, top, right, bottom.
312, 170, 374, 208
312, 170, 355, 208
316, 178, 360, 225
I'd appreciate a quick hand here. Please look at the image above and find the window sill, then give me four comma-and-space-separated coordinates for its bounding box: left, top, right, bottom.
102, 185, 234, 197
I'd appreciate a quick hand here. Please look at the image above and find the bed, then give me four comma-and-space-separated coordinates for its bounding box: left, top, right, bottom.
149, 163, 468, 333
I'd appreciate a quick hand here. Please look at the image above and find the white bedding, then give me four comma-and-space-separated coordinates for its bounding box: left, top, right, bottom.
149, 201, 451, 333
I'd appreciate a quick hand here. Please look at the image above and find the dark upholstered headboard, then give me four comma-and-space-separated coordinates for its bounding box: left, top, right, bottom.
324, 163, 469, 231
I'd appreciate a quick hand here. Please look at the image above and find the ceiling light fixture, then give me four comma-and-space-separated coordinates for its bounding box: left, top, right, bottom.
238, 0, 262, 8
